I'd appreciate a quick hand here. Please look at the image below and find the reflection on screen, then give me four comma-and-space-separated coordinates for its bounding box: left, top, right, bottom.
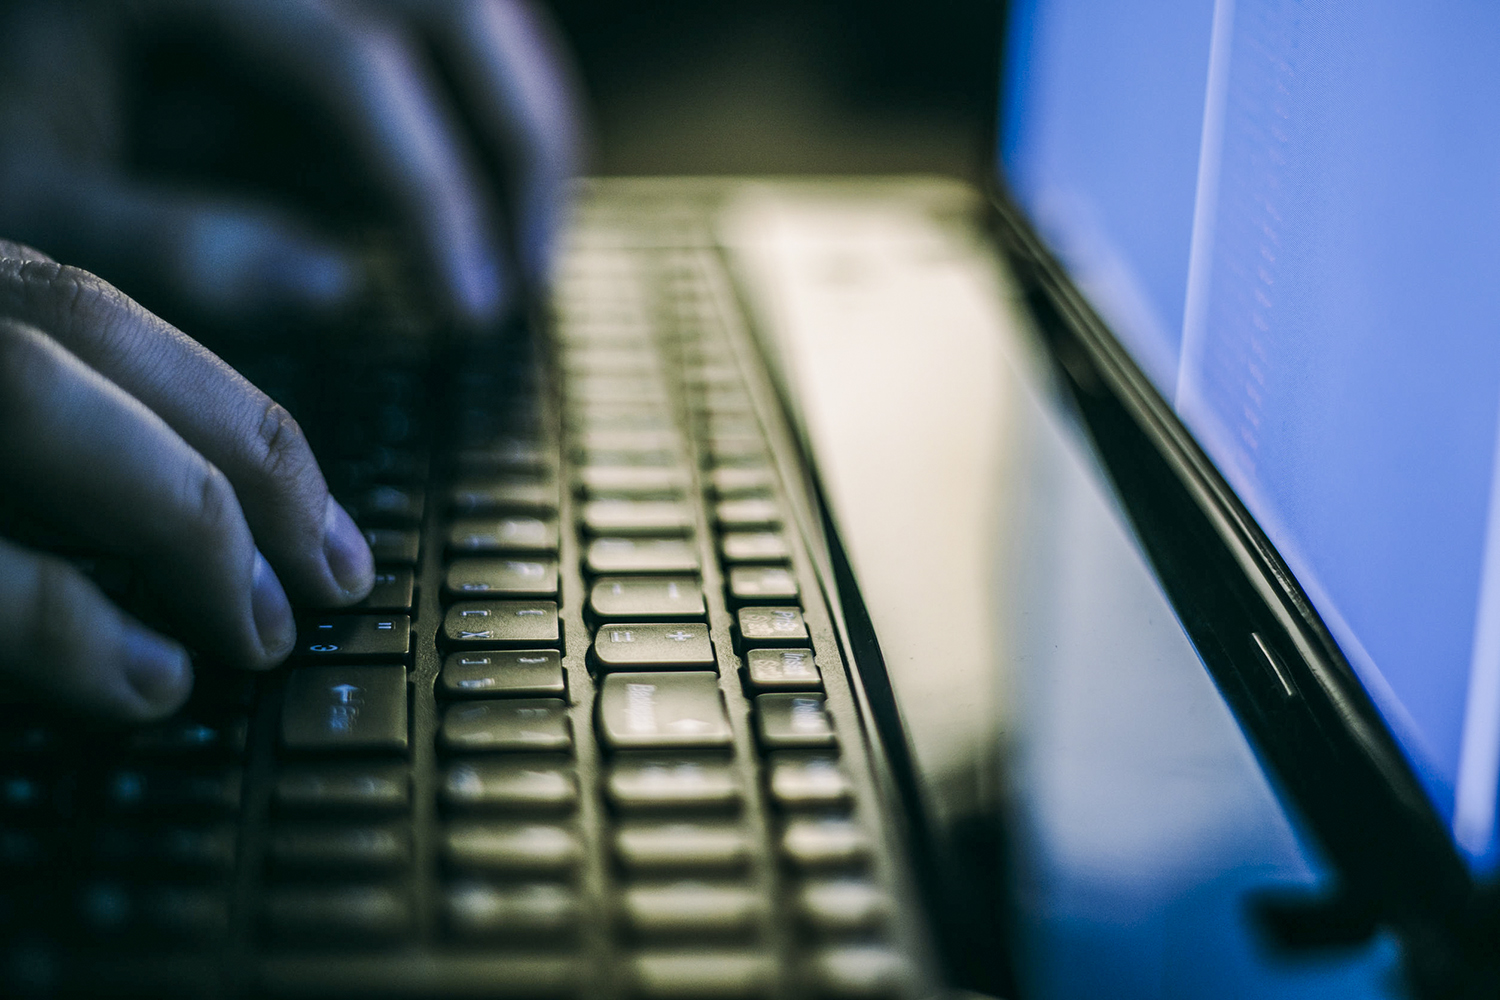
1003, 0, 1500, 868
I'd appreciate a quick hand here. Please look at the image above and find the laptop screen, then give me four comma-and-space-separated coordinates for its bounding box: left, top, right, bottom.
1000, 0, 1500, 871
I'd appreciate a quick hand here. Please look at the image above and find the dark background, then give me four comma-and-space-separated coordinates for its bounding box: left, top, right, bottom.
550, 1, 1005, 180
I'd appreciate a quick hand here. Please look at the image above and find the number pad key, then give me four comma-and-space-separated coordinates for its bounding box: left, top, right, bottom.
589, 577, 705, 620
780, 818, 871, 870
581, 500, 693, 536
104, 767, 242, 813
597, 673, 732, 750
450, 478, 558, 515
443, 601, 560, 648
441, 700, 573, 753
281, 665, 409, 753
592, 623, 714, 670
362, 528, 420, 565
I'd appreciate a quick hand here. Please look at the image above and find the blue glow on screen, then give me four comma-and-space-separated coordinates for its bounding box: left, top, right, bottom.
1003, 0, 1500, 868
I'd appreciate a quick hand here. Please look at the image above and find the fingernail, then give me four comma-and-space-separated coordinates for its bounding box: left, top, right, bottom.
122, 626, 192, 709
323, 497, 374, 601
251, 551, 296, 661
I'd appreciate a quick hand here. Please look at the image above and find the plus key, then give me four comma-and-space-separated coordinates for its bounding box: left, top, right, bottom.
591, 623, 715, 671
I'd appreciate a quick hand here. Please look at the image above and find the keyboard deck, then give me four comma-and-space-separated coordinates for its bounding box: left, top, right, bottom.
0, 191, 929, 998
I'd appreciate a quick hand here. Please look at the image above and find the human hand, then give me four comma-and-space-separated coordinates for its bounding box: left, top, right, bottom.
0, 240, 375, 722
0, 0, 582, 331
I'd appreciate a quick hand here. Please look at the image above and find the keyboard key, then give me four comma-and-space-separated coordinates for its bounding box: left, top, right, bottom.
631, 952, 774, 1000
715, 499, 780, 529
264, 886, 410, 943
294, 615, 410, 660
78, 883, 231, 943
104, 767, 242, 812
444, 823, 580, 872
362, 528, 420, 565
127, 717, 248, 756
615, 822, 751, 872
796, 880, 890, 934
708, 467, 775, 498
737, 607, 809, 645
587, 537, 700, 574
282, 665, 409, 753
269, 824, 409, 872
441, 650, 565, 698
756, 693, 836, 749
781, 819, 870, 869
577, 466, 688, 500
354, 568, 415, 611
445, 881, 577, 939
92, 824, 237, 871
447, 516, 558, 554
581, 499, 693, 536
622, 883, 763, 939
441, 758, 578, 812
767, 752, 852, 808
607, 754, 741, 811
445, 559, 558, 599
275, 763, 410, 812
592, 623, 715, 670
727, 566, 799, 602
805, 946, 911, 998
721, 532, 790, 562
0, 774, 45, 815
598, 672, 732, 750
705, 438, 767, 468
449, 478, 558, 514
455, 437, 555, 475
441, 699, 572, 752
351, 485, 424, 526
442, 601, 559, 648
0, 828, 47, 867
744, 648, 821, 690
589, 577, 706, 620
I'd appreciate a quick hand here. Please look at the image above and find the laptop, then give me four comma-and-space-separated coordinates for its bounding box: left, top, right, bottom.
3, 2, 1497, 998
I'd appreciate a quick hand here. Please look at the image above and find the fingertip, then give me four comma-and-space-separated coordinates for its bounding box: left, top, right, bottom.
251, 551, 296, 665
323, 496, 375, 604
120, 623, 193, 720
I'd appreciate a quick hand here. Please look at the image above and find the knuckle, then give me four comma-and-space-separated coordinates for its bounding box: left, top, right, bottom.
253, 399, 321, 501
181, 459, 242, 547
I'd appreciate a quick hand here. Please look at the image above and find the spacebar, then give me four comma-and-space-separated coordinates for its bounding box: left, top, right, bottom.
259, 954, 577, 997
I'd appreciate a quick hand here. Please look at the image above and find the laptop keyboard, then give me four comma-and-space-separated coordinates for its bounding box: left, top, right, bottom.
0, 195, 924, 998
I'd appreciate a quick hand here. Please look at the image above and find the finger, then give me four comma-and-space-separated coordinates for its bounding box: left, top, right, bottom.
0, 167, 364, 324
0, 240, 55, 265
0, 319, 293, 669
204, 0, 509, 327
432, 0, 585, 284
0, 538, 192, 722
0, 260, 374, 611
